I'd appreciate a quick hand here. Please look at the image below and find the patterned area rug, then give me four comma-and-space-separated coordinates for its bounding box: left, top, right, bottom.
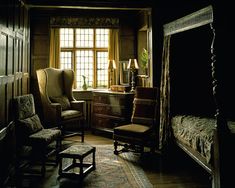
34, 144, 153, 188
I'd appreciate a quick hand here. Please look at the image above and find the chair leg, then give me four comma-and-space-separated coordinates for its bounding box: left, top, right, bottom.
141, 146, 144, 153
114, 140, 118, 155
150, 145, 155, 154
56, 138, 62, 164
41, 147, 47, 177
81, 119, 84, 142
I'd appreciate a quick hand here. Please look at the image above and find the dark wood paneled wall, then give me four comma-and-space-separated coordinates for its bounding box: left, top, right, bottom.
0, 0, 30, 128
0, 0, 30, 185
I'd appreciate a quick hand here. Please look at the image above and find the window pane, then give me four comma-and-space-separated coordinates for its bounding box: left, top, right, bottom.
60, 28, 73, 48
60, 52, 72, 69
95, 29, 109, 48
59, 28, 109, 89
76, 29, 94, 48
76, 50, 94, 88
96, 51, 108, 88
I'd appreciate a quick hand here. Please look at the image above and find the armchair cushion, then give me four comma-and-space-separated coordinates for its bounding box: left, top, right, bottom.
19, 114, 43, 135
61, 110, 83, 120
50, 95, 71, 110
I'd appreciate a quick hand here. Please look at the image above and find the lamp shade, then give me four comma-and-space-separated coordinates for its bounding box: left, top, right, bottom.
127, 59, 139, 69
108, 60, 116, 69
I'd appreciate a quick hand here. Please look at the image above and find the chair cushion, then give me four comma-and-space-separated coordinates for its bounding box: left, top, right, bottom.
18, 114, 43, 135
61, 110, 83, 120
15, 94, 36, 119
29, 128, 61, 145
50, 95, 71, 110
113, 124, 151, 138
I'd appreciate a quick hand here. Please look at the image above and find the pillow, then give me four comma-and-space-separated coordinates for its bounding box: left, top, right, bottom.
18, 114, 43, 135
50, 95, 71, 110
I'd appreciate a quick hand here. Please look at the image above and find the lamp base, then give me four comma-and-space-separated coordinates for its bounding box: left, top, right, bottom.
130, 70, 136, 92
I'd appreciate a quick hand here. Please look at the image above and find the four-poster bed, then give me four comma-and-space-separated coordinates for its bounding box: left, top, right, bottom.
159, 5, 235, 188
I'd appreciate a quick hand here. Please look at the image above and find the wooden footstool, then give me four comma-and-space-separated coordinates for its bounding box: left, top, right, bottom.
58, 144, 96, 180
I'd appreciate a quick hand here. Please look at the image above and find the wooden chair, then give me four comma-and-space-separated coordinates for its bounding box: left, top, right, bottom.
113, 86, 159, 155
13, 94, 62, 177
36, 67, 85, 141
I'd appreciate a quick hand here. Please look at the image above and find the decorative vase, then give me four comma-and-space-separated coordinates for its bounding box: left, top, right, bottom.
82, 75, 88, 90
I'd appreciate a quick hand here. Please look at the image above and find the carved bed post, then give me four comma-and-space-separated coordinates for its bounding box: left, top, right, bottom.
210, 22, 230, 188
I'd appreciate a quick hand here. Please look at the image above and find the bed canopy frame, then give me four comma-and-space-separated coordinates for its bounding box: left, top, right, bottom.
159, 5, 231, 188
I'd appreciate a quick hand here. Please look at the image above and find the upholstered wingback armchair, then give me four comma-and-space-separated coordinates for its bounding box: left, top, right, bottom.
36, 67, 85, 141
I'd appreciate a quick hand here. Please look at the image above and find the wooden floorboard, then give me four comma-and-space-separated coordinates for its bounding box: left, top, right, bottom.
68, 131, 211, 188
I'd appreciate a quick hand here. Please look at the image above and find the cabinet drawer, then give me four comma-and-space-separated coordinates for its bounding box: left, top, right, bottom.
92, 91, 134, 134
93, 103, 131, 117
93, 94, 133, 106
92, 114, 127, 129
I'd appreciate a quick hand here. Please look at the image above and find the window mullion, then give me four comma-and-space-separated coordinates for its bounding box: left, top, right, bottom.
73, 29, 77, 88
93, 29, 97, 88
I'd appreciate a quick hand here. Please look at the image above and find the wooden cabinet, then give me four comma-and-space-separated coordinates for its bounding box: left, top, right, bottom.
92, 90, 134, 135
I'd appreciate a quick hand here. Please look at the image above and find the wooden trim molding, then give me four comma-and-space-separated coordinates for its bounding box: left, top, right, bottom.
50, 17, 119, 28
15, 72, 23, 80
0, 72, 24, 85
163, 5, 213, 36
0, 75, 14, 85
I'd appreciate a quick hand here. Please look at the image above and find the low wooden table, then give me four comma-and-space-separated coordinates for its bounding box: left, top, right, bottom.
58, 143, 96, 180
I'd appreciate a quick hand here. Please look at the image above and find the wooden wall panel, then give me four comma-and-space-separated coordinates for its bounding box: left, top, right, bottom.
0, 86, 6, 126
7, 37, 14, 75
0, 0, 30, 129
0, 0, 29, 185
0, 34, 7, 126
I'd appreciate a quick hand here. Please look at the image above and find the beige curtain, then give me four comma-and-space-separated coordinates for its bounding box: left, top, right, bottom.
49, 28, 60, 68
159, 35, 171, 150
108, 29, 119, 86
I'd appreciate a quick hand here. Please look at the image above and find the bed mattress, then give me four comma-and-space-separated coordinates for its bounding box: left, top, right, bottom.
171, 115, 235, 163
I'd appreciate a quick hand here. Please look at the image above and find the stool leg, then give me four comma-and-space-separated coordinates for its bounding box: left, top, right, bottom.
72, 158, 76, 165
79, 158, 84, 178
41, 147, 46, 177
93, 149, 96, 170
81, 119, 84, 142
114, 140, 118, 155
58, 157, 62, 176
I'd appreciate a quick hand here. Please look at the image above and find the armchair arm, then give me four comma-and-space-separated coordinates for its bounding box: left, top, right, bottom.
70, 100, 85, 111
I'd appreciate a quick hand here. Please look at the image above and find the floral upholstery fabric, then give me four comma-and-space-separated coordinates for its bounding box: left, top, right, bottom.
14, 94, 62, 145
171, 115, 215, 163
14, 93, 62, 177
14, 94, 35, 120
29, 128, 61, 145
19, 114, 43, 135
171, 115, 235, 163
50, 95, 71, 110
59, 144, 95, 157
